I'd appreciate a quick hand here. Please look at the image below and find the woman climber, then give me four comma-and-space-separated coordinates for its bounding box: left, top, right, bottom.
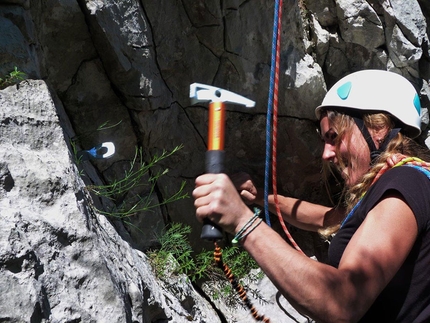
193, 69, 430, 322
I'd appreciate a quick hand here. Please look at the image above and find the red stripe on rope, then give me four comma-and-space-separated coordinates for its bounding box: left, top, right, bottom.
271, 0, 304, 254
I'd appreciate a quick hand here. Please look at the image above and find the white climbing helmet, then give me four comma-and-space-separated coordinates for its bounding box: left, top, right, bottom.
315, 69, 422, 138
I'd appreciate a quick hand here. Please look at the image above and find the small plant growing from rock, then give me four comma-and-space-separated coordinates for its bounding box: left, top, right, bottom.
0, 67, 26, 89
87, 145, 188, 218
148, 222, 266, 307
148, 223, 196, 278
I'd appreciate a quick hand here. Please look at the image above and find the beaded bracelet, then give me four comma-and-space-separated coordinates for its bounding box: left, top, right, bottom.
232, 208, 262, 244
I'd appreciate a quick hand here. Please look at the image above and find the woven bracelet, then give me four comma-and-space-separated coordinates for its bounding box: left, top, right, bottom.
232, 208, 262, 244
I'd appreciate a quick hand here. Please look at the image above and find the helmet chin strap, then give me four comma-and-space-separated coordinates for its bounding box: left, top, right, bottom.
352, 117, 401, 164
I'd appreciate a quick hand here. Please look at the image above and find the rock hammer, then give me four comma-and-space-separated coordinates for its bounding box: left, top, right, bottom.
190, 83, 255, 240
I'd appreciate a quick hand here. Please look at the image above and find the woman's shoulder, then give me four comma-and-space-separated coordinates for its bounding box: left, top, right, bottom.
371, 164, 430, 200
381, 165, 430, 185
372, 165, 430, 228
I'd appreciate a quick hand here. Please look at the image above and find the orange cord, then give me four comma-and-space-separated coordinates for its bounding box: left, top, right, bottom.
271, 0, 304, 255
214, 242, 270, 322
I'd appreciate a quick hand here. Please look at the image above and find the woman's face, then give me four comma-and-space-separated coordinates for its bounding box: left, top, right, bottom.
320, 115, 371, 187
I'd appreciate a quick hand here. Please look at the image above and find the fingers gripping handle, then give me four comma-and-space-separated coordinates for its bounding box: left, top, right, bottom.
201, 150, 225, 240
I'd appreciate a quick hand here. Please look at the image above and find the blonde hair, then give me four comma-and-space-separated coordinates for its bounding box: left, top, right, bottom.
319, 110, 430, 238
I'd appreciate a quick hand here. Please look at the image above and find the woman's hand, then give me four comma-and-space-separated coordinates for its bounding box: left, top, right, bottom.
193, 173, 254, 235
230, 172, 261, 205
386, 153, 407, 167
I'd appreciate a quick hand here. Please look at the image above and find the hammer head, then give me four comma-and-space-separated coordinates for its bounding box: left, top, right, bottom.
190, 83, 255, 108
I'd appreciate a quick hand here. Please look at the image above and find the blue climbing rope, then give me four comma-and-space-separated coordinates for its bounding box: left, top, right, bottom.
264, 0, 281, 227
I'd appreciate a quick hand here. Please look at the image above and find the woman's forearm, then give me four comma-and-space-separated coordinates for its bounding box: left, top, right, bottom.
254, 193, 345, 231
239, 221, 356, 322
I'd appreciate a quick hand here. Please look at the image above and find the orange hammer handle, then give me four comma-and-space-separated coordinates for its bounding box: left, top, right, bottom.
201, 101, 225, 240
208, 101, 225, 151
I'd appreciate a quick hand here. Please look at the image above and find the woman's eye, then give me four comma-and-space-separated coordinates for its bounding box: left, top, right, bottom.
322, 130, 338, 143
328, 132, 338, 141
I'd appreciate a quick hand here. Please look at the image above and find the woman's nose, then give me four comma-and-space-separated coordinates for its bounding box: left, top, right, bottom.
322, 142, 336, 162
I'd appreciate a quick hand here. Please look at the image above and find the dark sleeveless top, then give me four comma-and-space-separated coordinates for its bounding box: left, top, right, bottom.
328, 166, 430, 322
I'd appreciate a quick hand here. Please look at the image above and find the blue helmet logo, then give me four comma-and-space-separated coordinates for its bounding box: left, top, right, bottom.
337, 81, 352, 100
414, 93, 421, 115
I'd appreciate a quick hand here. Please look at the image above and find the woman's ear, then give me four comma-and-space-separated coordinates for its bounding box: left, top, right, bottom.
369, 127, 390, 149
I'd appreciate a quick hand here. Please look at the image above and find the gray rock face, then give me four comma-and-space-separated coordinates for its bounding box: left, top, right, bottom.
0, 80, 221, 322
0, 0, 429, 321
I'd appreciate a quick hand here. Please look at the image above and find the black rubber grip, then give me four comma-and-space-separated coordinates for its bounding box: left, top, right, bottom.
205, 150, 225, 173
200, 150, 225, 240
200, 219, 223, 240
